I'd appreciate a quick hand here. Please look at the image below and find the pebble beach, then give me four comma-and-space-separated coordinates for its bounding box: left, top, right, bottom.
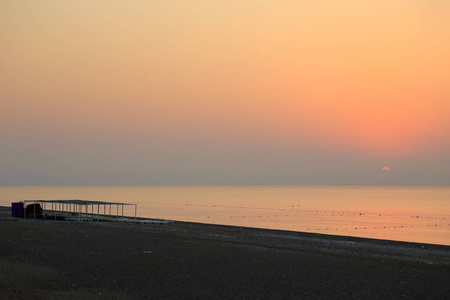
1, 206, 449, 299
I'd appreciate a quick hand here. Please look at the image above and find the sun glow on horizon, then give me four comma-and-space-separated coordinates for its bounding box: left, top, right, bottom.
1, 1, 449, 185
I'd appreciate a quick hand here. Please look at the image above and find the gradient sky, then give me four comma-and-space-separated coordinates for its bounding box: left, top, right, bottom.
1, 1, 449, 185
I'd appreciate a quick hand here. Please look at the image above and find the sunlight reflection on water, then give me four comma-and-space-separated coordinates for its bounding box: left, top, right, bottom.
1, 186, 449, 245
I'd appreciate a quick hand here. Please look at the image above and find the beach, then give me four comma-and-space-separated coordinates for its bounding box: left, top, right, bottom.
1, 206, 449, 299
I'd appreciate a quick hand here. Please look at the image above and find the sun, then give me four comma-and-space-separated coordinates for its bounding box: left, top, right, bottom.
382, 167, 390, 171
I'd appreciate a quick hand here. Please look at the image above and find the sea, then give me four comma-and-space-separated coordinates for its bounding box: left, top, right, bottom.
1, 186, 449, 246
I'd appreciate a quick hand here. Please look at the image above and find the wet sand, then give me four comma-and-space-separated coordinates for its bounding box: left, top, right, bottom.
1, 206, 449, 299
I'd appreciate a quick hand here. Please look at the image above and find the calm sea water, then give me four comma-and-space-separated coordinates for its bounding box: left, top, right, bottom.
1, 186, 449, 246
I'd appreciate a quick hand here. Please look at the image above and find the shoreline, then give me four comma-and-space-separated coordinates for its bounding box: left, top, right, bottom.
7, 204, 450, 247
1, 205, 450, 298
5, 205, 450, 248
2, 205, 450, 262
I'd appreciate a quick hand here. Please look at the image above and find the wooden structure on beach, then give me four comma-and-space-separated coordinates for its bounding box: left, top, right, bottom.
22, 199, 137, 222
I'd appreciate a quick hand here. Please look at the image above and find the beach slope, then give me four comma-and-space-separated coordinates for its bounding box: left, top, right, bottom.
1, 206, 449, 299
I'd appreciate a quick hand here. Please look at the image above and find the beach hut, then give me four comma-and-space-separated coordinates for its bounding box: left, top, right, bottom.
11, 202, 24, 218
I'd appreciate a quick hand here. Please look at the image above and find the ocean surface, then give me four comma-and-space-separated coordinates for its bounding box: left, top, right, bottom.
1, 186, 449, 246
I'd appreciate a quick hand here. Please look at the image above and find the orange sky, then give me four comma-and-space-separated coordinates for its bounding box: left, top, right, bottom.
1, 1, 449, 185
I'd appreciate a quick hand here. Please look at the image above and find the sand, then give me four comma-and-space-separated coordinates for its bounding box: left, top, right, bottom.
1, 206, 449, 299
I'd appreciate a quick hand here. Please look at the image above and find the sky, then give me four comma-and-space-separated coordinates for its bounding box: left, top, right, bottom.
1, 0, 449, 186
